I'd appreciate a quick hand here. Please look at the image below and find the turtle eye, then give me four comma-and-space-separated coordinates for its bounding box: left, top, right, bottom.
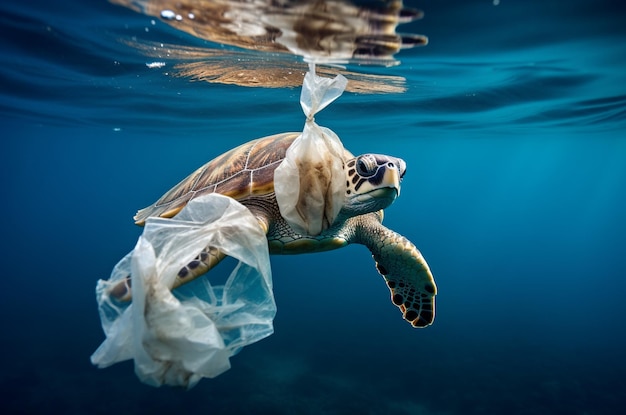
356, 155, 377, 177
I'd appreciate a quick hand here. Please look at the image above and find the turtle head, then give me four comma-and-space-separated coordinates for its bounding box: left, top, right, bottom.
343, 154, 406, 216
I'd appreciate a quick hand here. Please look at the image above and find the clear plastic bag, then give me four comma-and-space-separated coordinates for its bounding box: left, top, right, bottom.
91, 193, 275, 388
274, 63, 348, 235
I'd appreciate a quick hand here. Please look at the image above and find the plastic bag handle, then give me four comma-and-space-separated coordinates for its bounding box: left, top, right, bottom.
301, 62, 348, 120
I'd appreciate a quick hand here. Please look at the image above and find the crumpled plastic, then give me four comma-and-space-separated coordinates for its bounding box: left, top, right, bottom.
90, 193, 275, 388
274, 62, 348, 236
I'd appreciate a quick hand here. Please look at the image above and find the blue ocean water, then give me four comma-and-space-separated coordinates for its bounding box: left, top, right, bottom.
2, 0, 626, 414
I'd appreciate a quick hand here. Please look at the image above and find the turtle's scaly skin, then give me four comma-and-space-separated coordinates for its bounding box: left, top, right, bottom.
353, 212, 436, 328
112, 132, 437, 328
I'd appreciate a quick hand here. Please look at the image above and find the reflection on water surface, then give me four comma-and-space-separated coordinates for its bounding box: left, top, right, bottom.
112, 0, 427, 93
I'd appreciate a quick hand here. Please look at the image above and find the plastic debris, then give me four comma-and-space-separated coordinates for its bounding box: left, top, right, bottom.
91, 194, 275, 388
274, 62, 348, 236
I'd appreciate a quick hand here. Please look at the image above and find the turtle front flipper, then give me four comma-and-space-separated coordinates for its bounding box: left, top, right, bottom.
172, 246, 227, 290
107, 246, 227, 302
353, 212, 437, 328
107, 215, 271, 302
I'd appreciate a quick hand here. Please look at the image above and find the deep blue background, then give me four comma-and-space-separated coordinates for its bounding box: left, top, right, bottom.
1, 1, 625, 414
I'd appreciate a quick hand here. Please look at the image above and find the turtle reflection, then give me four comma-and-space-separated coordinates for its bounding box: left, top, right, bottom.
111, 0, 427, 93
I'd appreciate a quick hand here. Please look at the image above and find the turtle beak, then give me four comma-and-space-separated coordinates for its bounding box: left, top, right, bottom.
381, 164, 402, 197
385, 158, 404, 197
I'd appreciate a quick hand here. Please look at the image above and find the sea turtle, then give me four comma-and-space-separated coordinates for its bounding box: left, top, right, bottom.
110, 132, 436, 328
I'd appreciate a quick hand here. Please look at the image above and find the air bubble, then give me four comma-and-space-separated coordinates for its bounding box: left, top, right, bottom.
160, 10, 176, 20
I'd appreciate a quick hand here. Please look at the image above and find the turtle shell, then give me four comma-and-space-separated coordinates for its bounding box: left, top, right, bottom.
134, 132, 300, 225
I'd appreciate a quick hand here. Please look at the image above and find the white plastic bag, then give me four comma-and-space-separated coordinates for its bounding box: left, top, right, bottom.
274, 63, 348, 235
91, 193, 275, 388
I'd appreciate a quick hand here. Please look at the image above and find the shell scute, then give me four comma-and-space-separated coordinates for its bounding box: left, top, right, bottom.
250, 162, 280, 195
214, 170, 252, 199
134, 132, 299, 225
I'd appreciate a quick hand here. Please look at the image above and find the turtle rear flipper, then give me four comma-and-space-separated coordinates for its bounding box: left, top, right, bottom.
354, 212, 436, 328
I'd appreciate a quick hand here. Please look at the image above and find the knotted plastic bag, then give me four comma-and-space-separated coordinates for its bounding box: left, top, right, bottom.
91, 193, 275, 388
274, 63, 348, 236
